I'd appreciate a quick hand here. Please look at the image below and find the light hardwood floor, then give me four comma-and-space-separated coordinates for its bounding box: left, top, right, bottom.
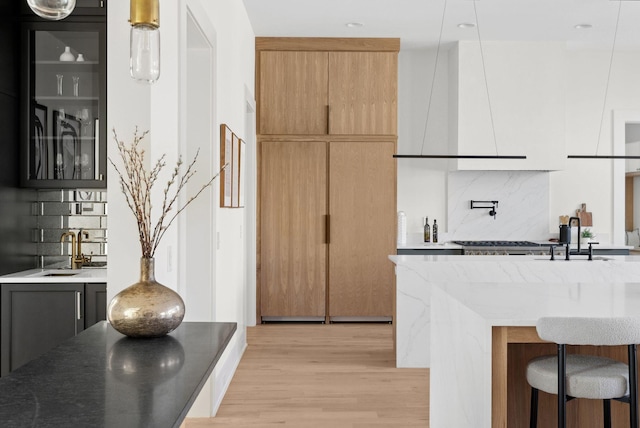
185, 324, 428, 427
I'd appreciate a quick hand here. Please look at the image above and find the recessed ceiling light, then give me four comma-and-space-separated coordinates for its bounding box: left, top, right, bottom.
457, 23, 476, 29
574, 23, 593, 29
346, 22, 364, 28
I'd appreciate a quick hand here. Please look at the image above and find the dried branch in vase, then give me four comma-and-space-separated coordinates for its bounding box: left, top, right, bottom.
109, 128, 227, 258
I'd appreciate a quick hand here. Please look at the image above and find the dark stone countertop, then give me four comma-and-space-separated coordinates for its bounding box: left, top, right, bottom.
0, 321, 237, 427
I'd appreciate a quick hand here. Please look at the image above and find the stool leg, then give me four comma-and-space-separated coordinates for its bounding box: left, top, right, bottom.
558, 344, 566, 428
530, 387, 538, 428
629, 344, 638, 428
603, 399, 611, 428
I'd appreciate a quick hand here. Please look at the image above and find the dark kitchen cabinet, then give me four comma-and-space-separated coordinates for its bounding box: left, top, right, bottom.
20, 16, 107, 188
0, 282, 106, 376
85, 282, 107, 327
21, 0, 106, 17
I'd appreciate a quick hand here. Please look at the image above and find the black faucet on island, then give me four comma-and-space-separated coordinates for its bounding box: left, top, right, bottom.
552, 216, 599, 261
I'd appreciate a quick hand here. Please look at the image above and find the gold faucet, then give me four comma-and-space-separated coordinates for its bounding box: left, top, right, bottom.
77, 229, 91, 266
60, 230, 90, 269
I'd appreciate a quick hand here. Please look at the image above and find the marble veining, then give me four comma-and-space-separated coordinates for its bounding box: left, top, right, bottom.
391, 255, 640, 427
391, 255, 640, 367
431, 280, 640, 427
447, 170, 549, 240
396, 266, 430, 368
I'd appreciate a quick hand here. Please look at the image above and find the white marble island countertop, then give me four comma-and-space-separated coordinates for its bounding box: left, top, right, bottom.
389, 254, 640, 367
0, 268, 107, 283
389, 254, 640, 427
397, 241, 632, 251
436, 280, 640, 326
390, 254, 640, 283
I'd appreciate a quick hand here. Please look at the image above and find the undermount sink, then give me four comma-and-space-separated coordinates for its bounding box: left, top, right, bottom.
28, 269, 82, 278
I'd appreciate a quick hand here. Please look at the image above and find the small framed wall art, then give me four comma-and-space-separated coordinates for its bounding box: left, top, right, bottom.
231, 132, 241, 208
239, 138, 246, 208
220, 124, 233, 207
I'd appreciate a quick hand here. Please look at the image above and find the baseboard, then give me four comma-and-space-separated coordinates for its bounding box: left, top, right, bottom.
212, 330, 248, 415
330, 316, 392, 323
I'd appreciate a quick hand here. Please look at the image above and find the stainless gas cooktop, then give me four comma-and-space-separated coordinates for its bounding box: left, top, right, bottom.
452, 240, 549, 255
452, 240, 541, 247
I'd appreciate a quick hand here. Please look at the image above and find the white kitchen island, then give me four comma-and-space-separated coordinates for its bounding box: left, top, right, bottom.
390, 255, 640, 428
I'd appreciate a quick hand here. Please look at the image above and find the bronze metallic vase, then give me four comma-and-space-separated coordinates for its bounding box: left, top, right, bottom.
107, 257, 185, 338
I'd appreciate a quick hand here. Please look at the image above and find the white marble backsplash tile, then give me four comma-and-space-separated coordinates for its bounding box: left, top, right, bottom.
447, 170, 549, 240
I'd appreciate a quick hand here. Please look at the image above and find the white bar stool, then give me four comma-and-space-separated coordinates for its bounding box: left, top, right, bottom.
526, 317, 640, 428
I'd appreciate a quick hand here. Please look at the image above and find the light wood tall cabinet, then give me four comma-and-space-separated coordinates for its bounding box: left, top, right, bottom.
327, 52, 397, 135
257, 39, 398, 136
258, 51, 329, 135
328, 141, 396, 319
257, 38, 399, 322
260, 140, 328, 319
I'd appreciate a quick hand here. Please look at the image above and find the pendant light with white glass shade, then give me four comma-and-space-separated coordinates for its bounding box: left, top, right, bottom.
129, 0, 160, 84
26, 0, 76, 20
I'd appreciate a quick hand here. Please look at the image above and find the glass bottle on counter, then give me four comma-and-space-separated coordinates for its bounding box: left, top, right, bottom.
424, 217, 431, 243
433, 219, 438, 243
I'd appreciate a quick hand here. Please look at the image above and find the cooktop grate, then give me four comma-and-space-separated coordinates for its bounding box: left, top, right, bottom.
452, 241, 542, 247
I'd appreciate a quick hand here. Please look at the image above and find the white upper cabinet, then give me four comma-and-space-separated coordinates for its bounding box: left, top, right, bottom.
448, 41, 566, 171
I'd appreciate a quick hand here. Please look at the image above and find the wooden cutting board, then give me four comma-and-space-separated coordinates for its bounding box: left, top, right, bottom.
576, 203, 593, 227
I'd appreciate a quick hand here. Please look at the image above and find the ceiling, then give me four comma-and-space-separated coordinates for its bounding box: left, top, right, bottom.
242, 0, 640, 50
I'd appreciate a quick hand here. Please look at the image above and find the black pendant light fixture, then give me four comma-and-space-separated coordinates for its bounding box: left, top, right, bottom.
566, 1, 640, 159
393, 0, 526, 160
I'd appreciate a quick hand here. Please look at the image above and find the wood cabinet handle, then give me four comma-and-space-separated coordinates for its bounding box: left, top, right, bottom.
326, 105, 330, 135
326, 214, 330, 244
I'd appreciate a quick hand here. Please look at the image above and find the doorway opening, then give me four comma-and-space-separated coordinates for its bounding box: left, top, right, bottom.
613, 111, 640, 247
181, 9, 216, 321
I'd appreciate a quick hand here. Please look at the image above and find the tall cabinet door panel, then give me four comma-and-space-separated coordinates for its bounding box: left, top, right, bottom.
328, 52, 398, 135
259, 51, 328, 135
261, 141, 328, 317
328, 141, 396, 317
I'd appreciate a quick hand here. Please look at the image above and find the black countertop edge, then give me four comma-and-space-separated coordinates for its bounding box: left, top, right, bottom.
0, 321, 238, 428
172, 322, 238, 427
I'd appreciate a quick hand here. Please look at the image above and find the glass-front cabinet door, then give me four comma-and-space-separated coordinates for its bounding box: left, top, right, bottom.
21, 21, 106, 188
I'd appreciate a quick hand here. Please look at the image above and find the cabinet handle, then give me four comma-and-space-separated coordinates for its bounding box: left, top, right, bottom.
326, 215, 330, 244
326, 105, 330, 135
76, 291, 82, 321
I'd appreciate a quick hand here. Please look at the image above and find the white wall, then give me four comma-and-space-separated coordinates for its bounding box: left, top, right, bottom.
550, 50, 640, 242
107, 0, 255, 417
106, 0, 150, 299
452, 42, 566, 171
397, 49, 448, 237
397, 44, 640, 243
